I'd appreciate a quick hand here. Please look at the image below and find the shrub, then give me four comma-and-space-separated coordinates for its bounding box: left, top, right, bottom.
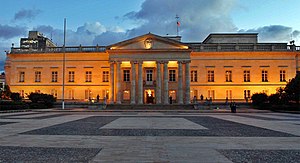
0, 101, 29, 110
10, 92, 22, 102
28, 93, 56, 108
251, 93, 268, 106
29, 103, 47, 109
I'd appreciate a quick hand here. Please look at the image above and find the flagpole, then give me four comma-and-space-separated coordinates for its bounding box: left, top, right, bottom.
175, 14, 179, 36
62, 18, 66, 110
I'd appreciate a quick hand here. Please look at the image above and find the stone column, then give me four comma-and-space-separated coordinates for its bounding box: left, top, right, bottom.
185, 61, 191, 104
156, 61, 162, 104
177, 61, 183, 104
116, 61, 121, 104
138, 61, 143, 104
163, 61, 169, 104
130, 61, 136, 104
109, 61, 115, 104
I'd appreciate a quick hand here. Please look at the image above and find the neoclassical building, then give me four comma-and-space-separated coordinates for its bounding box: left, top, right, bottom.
4, 32, 300, 104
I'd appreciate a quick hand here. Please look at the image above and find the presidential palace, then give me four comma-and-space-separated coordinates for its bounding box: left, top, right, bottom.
4, 31, 300, 104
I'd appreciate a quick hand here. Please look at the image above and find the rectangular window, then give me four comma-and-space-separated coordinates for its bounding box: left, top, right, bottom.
123, 70, 130, 82
86, 71, 92, 82
19, 71, 25, 82
244, 90, 251, 99
225, 70, 232, 82
146, 69, 153, 81
280, 70, 286, 82
35, 71, 41, 82
244, 70, 250, 82
68, 71, 75, 82
226, 90, 232, 100
191, 70, 197, 82
208, 90, 215, 99
207, 70, 214, 82
169, 70, 176, 82
68, 90, 74, 99
102, 71, 109, 82
85, 89, 91, 100
262, 70, 268, 82
102, 90, 109, 99
51, 71, 58, 82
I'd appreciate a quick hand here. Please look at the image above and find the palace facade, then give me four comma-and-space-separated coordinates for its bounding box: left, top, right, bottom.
4, 32, 300, 104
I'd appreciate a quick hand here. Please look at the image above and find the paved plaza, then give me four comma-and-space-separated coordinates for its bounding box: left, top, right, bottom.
0, 109, 299, 162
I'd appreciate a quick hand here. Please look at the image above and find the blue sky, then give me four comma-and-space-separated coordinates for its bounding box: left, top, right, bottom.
1, 0, 300, 71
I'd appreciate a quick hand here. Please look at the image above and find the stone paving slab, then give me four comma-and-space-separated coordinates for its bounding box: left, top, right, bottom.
210, 114, 300, 136
0, 146, 101, 162
22, 116, 297, 137
218, 149, 300, 163
0, 111, 299, 162
100, 117, 207, 129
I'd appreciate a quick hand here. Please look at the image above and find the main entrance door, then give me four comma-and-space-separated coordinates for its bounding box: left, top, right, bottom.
144, 89, 155, 104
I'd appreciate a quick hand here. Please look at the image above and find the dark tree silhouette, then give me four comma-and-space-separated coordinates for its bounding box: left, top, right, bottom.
285, 73, 300, 104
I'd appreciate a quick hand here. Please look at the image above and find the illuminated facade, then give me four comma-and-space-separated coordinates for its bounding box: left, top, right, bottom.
5, 32, 300, 104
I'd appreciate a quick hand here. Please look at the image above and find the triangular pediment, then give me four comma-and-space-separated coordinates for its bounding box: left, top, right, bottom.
108, 33, 190, 50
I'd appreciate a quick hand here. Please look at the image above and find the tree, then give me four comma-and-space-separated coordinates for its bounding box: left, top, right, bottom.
269, 87, 289, 105
10, 92, 22, 102
251, 93, 268, 106
285, 73, 300, 104
0, 85, 11, 100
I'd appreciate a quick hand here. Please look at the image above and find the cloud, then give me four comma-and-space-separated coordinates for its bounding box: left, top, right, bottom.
122, 0, 238, 42
93, 31, 127, 45
239, 25, 300, 42
33, 22, 108, 46
0, 24, 27, 39
14, 9, 42, 21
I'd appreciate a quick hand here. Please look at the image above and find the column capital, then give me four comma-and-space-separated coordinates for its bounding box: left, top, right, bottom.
182, 60, 191, 64
137, 60, 143, 64
109, 60, 116, 64
161, 60, 169, 64
130, 60, 138, 64
116, 60, 122, 64
177, 60, 184, 64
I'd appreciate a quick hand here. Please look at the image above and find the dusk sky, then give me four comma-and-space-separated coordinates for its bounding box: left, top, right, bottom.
1, 0, 300, 71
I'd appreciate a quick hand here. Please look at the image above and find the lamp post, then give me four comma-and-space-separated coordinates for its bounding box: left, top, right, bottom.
62, 18, 66, 110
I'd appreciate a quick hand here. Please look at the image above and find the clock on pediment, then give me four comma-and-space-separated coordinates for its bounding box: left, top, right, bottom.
144, 38, 153, 49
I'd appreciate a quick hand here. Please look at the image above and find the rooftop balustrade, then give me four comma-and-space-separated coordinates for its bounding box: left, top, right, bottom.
9, 44, 299, 54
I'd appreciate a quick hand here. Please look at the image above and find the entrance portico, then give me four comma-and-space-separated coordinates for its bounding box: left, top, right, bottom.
107, 33, 191, 104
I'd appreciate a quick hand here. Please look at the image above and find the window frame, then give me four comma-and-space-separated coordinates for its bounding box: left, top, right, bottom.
207, 70, 214, 82
191, 70, 198, 82
35, 71, 41, 82
280, 70, 286, 82
51, 71, 58, 82
19, 71, 25, 82
123, 69, 130, 82
68, 71, 75, 82
85, 71, 92, 82
243, 70, 250, 82
169, 69, 176, 82
262, 70, 268, 82
225, 70, 232, 82
102, 71, 109, 82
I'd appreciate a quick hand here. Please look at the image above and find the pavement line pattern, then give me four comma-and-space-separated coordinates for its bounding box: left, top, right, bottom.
0, 111, 299, 162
